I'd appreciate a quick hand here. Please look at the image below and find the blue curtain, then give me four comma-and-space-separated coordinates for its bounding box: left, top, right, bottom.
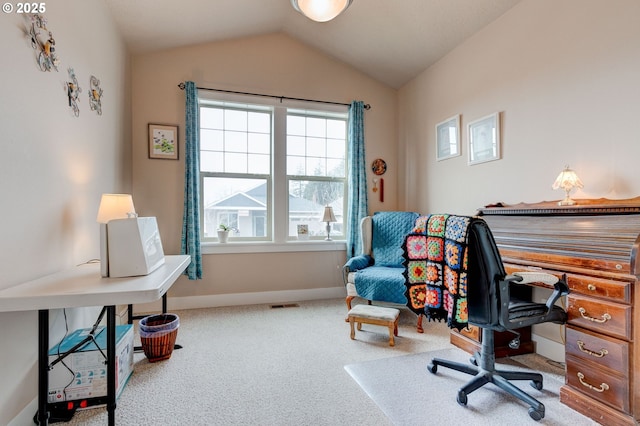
181, 81, 202, 279
346, 101, 368, 258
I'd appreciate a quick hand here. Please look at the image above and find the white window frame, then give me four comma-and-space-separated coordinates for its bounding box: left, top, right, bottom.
198, 91, 348, 254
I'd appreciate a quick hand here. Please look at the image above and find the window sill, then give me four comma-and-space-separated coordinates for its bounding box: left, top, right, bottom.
201, 240, 347, 255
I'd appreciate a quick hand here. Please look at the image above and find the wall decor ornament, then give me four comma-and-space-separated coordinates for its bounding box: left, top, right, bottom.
371, 158, 386, 202
88, 75, 103, 115
371, 158, 387, 175
28, 14, 59, 72
148, 124, 179, 160
66, 68, 81, 117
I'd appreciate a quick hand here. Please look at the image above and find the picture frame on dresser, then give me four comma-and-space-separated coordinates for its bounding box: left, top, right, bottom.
468, 112, 500, 165
435, 115, 461, 161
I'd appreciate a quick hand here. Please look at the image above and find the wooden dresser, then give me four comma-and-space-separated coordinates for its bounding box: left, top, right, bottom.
475, 198, 640, 426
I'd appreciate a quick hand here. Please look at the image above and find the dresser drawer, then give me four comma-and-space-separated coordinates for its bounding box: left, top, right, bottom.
566, 354, 629, 413
565, 326, 629, 373
567, 275, 631, 303
567, 294, 631, 340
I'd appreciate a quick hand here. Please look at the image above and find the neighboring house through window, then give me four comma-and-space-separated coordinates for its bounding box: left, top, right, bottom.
199, 93, 347, 242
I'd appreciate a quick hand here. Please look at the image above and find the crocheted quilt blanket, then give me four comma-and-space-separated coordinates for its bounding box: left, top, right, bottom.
402, 214, 474, 331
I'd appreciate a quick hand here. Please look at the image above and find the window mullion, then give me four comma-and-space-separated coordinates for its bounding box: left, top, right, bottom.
272, 106, 288, 243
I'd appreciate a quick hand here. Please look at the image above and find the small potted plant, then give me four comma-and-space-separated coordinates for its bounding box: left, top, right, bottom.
217, 224, 237, 243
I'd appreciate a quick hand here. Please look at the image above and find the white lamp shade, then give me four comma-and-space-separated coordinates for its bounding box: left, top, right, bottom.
292, 0, 353, 22
96, 194, 136, 223
552, 167, 584, 191
322, 206, 337, 222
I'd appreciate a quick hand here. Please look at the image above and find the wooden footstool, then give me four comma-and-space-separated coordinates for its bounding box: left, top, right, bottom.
348, 305, 400, 346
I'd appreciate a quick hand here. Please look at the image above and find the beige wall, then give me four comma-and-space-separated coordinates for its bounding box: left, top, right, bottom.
130, 34, 398, 300
0, 1, 130, 422
399, 0, 640, 214
398, 0, 640, 357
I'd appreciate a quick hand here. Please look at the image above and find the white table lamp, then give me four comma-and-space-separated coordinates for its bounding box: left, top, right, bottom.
322, 206, 337, 241
97, 194, 136, 277
552, 166, 584, 206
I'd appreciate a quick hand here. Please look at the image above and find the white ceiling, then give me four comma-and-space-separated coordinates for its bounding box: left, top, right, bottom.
104, 0, 521, 89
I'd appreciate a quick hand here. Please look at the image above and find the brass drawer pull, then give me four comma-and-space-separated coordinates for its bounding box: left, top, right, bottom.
577, 340, 608, 358
577, 372, 610, 393
578, 307, 612, 323
587, 284, 596, 291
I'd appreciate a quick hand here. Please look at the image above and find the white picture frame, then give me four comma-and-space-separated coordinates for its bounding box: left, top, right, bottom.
435, 115, 461, 161
297, 224, 309, 240
468, 112, 500, 165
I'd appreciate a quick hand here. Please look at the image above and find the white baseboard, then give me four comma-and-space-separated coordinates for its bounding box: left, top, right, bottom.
10, 398, 37, 426
132, 287, 348, 313
532, 334, 566, 363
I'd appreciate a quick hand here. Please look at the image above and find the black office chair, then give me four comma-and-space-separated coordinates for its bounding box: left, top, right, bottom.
427, 219, 569, 421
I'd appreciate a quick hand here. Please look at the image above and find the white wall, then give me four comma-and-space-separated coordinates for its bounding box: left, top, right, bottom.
398, 0, 640, 358
0, 1, 130, 423
399, 0, 640, 214
130, 34, 398, 300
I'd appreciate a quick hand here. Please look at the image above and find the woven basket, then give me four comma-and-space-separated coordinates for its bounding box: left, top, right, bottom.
139, 314, 179, 363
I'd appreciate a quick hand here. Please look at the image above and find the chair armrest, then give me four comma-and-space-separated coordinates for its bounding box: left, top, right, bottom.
342, 255, 373, 285
509, 271, 570, 311
344, 255, 373, 272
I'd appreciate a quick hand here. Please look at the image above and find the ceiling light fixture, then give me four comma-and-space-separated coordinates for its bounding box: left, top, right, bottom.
291, 0, 353, 22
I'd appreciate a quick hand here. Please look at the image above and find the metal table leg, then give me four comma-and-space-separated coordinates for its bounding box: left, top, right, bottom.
37, 309, 49, 425
107, 305, 116, 426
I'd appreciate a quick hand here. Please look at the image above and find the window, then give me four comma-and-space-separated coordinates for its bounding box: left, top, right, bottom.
199, 95, 347, 243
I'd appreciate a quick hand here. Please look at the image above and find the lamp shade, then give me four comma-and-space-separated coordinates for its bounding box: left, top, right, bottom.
96, 194, 136, 223
291, 0, 353, 22
322, 206, 337, 222
552, 167, 584, 192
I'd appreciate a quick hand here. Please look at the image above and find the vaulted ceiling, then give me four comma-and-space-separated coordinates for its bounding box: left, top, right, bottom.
105, 0, 521, 88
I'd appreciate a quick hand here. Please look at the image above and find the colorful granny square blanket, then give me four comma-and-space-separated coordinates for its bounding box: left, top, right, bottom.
402, 214, 475, 331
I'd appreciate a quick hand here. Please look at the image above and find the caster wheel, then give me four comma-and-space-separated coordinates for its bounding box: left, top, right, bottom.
469, 356, 477, 366
528, 407, 544, 421
457, 390, 467, 406
531, 379, 543, 390
427, 363, 437, 374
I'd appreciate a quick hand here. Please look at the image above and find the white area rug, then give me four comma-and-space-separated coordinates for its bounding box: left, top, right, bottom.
345, 348, 598, 426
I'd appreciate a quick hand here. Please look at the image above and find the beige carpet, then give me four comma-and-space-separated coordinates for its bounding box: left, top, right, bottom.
56, 298, 594, 425
345, 348, 597, 425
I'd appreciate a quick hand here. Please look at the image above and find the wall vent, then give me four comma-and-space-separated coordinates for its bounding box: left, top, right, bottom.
270, 303, 300, 309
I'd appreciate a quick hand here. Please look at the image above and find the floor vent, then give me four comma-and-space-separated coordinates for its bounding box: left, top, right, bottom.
271, 303, 300, 309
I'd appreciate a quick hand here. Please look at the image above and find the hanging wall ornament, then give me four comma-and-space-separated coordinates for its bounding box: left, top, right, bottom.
66, 68, 82, 117
27, 14, 59, 72
88, 75, 103, 115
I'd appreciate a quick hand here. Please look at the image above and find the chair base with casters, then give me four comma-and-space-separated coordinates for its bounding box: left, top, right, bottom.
428, 327, 547, 420
426, 218, 569, 421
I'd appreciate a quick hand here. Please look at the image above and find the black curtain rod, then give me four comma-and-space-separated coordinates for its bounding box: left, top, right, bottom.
178, 82, 371, 110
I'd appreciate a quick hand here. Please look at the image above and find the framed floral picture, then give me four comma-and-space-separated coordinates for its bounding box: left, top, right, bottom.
148, 124, 179, 160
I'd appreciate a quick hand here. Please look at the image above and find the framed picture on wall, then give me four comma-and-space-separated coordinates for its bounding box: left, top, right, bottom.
435, 115, 461, 161
468, 112, 500, 165
148, 123, 179, 160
